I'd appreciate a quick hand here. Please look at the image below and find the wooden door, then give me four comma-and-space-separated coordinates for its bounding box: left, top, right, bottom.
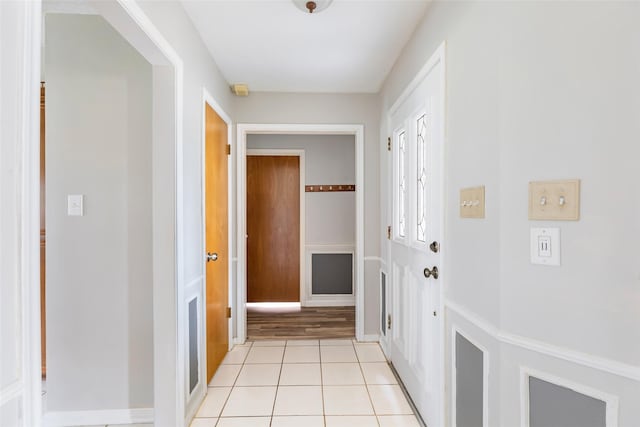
204, 104, 229, 383
247, 155, 300, 302
387, 48, 445, 426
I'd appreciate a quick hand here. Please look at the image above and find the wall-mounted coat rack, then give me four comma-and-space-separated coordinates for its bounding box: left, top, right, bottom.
305, 184, 356, 193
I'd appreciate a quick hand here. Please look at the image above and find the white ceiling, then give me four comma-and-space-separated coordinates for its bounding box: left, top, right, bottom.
181, 0, 431, 93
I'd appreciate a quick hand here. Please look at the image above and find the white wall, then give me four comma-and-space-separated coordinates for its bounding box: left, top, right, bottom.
380, 1, 640, 426
136, 1, 235, 286
45, 13, 153, 411
235, 93, 381, 335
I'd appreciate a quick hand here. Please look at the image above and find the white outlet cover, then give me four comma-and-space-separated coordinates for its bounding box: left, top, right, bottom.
530, 227, 560, 266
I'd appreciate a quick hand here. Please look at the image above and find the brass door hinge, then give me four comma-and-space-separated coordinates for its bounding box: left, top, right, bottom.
387, 137, 391, 151
387, 314, 392, 330
226, 144, 231, 155
387, 226, 391, 240
226, 307, 232, 318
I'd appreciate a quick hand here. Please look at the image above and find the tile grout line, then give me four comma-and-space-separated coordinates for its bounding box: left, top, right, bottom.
218, 343, 253, 426
387, 361, 426, 427
267, 343, 286, 425
319, 340, 326, 426
354, 340, 382, 425
214, 340, 252, 426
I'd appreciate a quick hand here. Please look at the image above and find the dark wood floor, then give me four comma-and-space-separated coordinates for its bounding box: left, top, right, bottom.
247, 305, 355, 340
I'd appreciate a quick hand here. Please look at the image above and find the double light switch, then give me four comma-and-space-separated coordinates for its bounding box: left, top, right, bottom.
528, 179, 580, 221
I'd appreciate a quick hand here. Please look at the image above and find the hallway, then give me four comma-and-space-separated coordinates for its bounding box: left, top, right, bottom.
191, 340, 420, 427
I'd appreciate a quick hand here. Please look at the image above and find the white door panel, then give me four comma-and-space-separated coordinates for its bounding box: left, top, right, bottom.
386, 45, 445, 427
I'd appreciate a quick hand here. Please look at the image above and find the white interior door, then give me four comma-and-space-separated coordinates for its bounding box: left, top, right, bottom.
387, 47, 445, 427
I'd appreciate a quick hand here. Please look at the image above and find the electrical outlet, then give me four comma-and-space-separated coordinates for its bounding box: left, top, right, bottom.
530, 227, 560, 266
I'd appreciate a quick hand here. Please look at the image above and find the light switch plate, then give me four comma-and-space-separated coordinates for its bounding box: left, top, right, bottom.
528, 179, 580, 220
460, 186, 485, 218
67, 194, 84, 216
530, 227, 560, 266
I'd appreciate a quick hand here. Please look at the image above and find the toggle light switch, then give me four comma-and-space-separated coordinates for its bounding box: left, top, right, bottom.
528, 179, 580, 220
67, 194, 84, 216
459, 186, 485, 219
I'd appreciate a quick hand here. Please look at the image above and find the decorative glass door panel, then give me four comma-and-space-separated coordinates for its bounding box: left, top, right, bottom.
416, 114, 428, 243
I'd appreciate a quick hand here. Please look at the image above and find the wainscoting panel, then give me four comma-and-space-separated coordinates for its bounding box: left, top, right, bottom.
311, 253, 353, 294
527, 374, 608, 427
304, 245, 355, 306
188, 298, 199, 394
184, 276, 206, 422
455, 332, 484, 427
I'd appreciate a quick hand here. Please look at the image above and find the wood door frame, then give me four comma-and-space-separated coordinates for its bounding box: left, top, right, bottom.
21, 1, 190, 426
246, 149, 306, 304
194, 89, 233, 419
237, 124, 365, 343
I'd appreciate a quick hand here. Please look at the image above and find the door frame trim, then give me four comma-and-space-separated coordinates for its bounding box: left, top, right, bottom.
246, 149, 305, 304
4, 1, 43, 425
237, 124, 365, 342
193, 89, 233, 420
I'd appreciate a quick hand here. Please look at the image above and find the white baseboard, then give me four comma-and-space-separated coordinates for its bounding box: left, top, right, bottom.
302, 298, 355, 307
359, 334, 380, 342
44, 408, 153, 427
233, 337, 248, 346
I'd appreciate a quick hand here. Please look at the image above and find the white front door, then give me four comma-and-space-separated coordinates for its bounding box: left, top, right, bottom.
386, 45, 445, 427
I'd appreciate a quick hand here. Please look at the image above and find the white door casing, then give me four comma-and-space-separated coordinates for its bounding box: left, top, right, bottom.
386, 42, 446, 427
0, 1, 42, 426
236, 124, 365, 342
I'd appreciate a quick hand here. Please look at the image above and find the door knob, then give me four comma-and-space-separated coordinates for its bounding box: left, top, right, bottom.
206, 252, 219, 262
429, 241, 440, 253
423, 266, 439, 279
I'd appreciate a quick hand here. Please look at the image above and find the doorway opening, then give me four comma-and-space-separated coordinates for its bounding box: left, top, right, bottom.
40, 10, 155, 422
237, 125, 365, 343
33, 1, 186, 426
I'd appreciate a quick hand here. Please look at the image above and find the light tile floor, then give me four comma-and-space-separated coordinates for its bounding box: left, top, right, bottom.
192, 339, 421, 427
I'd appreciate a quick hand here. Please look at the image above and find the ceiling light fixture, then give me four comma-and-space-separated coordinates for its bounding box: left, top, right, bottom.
293, 0, 333, 14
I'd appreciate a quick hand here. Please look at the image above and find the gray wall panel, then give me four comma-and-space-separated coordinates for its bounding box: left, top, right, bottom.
188, 299, 199, 393
529, 377, 606, 427
456, 333, 484, 427
311, 253, 353, 295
